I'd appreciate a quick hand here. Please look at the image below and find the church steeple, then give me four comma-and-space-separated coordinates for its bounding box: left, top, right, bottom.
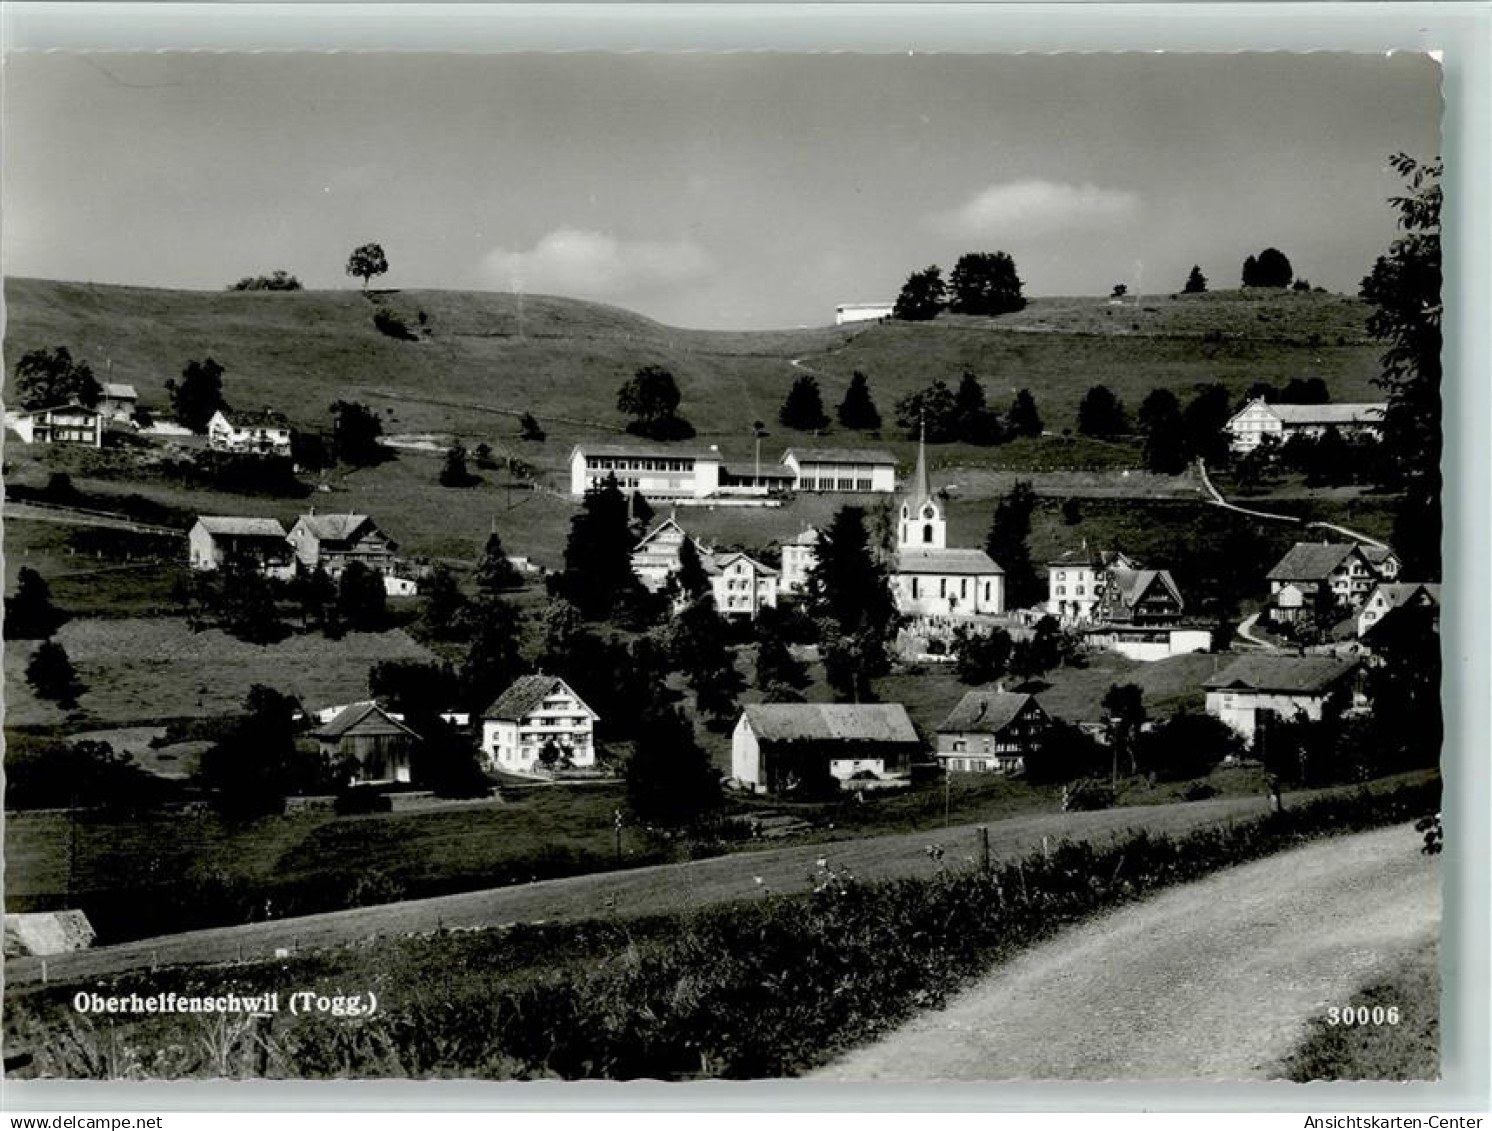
899, 419, 946, 550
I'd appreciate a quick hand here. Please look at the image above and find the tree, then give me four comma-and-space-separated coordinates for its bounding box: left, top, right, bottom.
1138, 711, 1240, 782
779, 374, 830, 431
13, 346, 101, 410
952, 624, 1013, 685
669, 595, 744, 724
1008, 389, 1043, 438
837, 371, 882, 431
1061, 497, 1083, 526
419, 564, 469, 640
289, 566, 338, 634
518, 412, 547, 442
1244, 247, 1293, 288
337, 561, 388, 631
1111, 284, 1128, 299
196, 685, 325, 818
166, 358, 227, 433
26, 641, 84, 708
1010, 615, 1073, 680
805, 506, 899, 701
1025, 721, 1107, 786
616, 364, 695, 441
229, 270, 302, 291
985, 480, 1041, 609
894, 380, 960, 443
1076, 385, 1129, 439
754, 615, 810, 702
218, 560, 288, 644
1181, 383, 1233, 465
458, 596, 527, 714
893, 265, 946, 321
1281, 376, 1329, 404
1101, 682, 1147, 777
625, 702, 721, 826
553, 474, 645, 622
474, 529, 523, 596
1360, 153, 1442, 578
1182, 265, 1208, 294
346, 242, 389, 289
330, 400, 385, 465
671, 535, 710, 601
947, 251, 1026, 316
1138, 388, 1188, 474
6, 567, 64, 640
439, 444, 477, 487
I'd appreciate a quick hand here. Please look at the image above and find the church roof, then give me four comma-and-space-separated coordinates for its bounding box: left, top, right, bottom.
907, 423, 933, 513
895, 548, 1004, 575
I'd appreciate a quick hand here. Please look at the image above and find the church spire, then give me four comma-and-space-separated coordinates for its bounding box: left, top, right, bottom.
910, 416, 932, 510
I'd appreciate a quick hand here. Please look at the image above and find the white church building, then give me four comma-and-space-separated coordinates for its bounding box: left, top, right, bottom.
891, 431, 1005, 618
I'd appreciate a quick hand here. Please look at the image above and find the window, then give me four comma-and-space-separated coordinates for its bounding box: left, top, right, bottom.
939, 578, 947, 597
911, 578, 920, 599
923, 524, 934, 544
855, 478, 871, 490
837, 477, 854, 490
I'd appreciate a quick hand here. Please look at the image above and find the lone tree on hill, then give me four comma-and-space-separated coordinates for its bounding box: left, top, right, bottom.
1183, 265, 1208, 294
330, 400, 385, 465
1242, 247, 1294, 288
439, 444, 477, 488
26, 640, 85, 709
13, 346, 102, 410
779, 373, 830, 431
346, 242, 389, 289
1077, 384, 1129, 439
1360, 153, 1442, 579
1008, 389, 1043, 438
617, 364, 695, 440
893, 265, 946, 321
6, 567, 64, 640
985, 480, 1042, 610
518, 412, 546, 442
948, 251, 1027, 316
837, 370, 882, 431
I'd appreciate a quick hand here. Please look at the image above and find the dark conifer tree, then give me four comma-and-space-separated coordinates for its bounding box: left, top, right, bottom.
836, 370, 882, 431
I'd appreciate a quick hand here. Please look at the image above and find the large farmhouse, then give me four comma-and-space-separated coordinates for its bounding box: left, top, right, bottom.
1224, 398, 1386, 453
288, 512, 398, 578
480, 675, 599, 774
891, 434, 1004, 617
1266, 541, 1389, 618
98, 382, 139, 423
1203, 655, 1361, 742
188, 516, 295, 579
732, 703, 923, 794
207, 408, 293, 457
935, 691, 1051, 774
6, 403, 104, 447
630, 515, 699, 592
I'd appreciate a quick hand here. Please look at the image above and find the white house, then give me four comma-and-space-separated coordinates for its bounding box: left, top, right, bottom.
780, 448, 897, 494
732, 703, 922, 794
1356, 582, 1441, 639
1266, 541, 1387, 616
891, 433, 1004, 617
835, 302, 895, 325
630, 515, 702, 593
98, 383, 139, 423
188, 516, 295, 579
707, 552, 779, 619
5, 403, 104, 447
1203, 655, 1362, 743
1046, 548, 1140, 624
779, 527, 820, 594
480, 675, 599, 774
569, 443, 722, 499
207, 408, 293, 457
1224, 398, 1386, 453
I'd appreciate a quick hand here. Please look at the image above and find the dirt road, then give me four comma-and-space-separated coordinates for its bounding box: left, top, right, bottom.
816, 823, 1439, 1080
7, 790, 1323, 988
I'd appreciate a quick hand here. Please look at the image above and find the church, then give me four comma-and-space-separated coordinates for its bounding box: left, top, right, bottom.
890, 431, 1005, 618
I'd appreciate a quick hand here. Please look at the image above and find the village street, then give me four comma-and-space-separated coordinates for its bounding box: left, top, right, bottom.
815, 821, 1438, 1080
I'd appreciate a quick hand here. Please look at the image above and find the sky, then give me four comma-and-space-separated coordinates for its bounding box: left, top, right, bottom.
2, 51, 1442, 330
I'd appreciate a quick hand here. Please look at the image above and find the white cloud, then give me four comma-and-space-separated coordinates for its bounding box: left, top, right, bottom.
479, 228, 713, 298
929, 180, 1140, 241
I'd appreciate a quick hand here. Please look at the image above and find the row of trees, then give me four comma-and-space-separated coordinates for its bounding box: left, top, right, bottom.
892, 374, 1042, 445
893, 252, 1027, 321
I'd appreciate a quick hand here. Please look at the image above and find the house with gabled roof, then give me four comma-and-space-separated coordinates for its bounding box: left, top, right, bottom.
1203, 655, 1362, 742
5, 402, 104, 447
706, 551, 779, 620
1046, 547, 1139, 624
98, 382, 139, 423
779, 526, 820, 594
1266, 541, 1386, 616
288, 512, 398, 578
1224, 398, 1386, 452
630, 514, 705, 593
732, 703, 922, 794
935, 690, 1052, 774
311, 701, 418, 785
780, 447, 897, 494
1357, 582, 1440, 640
480, 674, 599, 774
208, 408, 293, 457
188, 516, 295, 579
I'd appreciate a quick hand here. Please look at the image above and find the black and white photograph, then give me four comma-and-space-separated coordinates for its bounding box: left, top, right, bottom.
1, 43, 1455, 1087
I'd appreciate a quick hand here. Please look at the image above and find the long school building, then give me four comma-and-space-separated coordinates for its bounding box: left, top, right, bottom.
570, 444, 722, 499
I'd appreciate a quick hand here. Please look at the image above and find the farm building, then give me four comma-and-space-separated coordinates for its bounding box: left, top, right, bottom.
1203, 655, 1362, 743
1223, 398, 1386, 452
288, 512, 398, 578
5, 403, 104, 447
1266, 541, 1388, 617
935, 691, 1052, 774
207, 408, 293, 457
891, 434, 1004, 617
779, 527, 820, 594
480, 674, 599, 774
98, 382, 139, 423
780, 448, 897, 494
311, 701, 418, 785
732, 703, 923, 794
188, 516, 295, 579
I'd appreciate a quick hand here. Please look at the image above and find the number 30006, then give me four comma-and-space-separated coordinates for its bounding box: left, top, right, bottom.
1327, 1005, 1401, 1026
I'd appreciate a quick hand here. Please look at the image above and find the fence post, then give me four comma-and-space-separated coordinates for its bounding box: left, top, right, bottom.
40, 959, 48, 985
977, 825, 991, 875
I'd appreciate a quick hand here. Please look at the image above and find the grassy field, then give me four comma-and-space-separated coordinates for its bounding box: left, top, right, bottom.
2, 616, 436, 727
1276, 939, 1441, 1081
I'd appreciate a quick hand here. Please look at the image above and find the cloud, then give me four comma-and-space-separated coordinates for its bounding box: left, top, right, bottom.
479, 228, 713, 298
928, 180, 1140, 241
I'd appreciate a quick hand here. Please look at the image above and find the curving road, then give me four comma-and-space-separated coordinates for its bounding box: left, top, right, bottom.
816, 822, 1439, 1080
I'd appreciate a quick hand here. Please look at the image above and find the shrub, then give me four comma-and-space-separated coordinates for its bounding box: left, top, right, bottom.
373, 309, 418, 341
